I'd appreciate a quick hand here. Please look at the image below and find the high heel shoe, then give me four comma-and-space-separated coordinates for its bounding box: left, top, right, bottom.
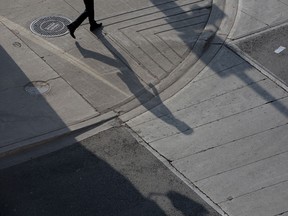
67, 24, 76, 39
90, 22, 102, 32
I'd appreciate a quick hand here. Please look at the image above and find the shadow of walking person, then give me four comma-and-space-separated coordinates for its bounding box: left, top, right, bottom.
0, 128, 169, 216
166, 191, 210, 216
148, 191, 216, 216
75, 34, 193, 135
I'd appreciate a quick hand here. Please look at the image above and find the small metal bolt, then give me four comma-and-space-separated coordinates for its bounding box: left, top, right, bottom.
24, 81, 50, 95
13, 42, 22, 47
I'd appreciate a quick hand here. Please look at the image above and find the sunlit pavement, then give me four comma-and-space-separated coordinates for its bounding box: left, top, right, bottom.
1, 0, 288, 215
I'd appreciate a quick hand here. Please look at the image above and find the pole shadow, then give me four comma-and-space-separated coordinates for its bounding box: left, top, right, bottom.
0, 44, 67, 148
0, 41, 191, 216
0, 127, 218, 216
0, 28, 166, 216
149, 0, 288, 117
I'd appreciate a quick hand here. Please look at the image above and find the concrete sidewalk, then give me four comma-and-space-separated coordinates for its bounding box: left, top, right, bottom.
124, 0, 288, 216
0, 0, 225, 155
1, 0, 288, 215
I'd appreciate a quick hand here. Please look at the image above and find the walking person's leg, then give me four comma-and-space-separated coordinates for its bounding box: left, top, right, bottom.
83, 0, 94, 25
72, 11, 88, 29
67, 9, 88, 39
83, 0, 102, 31
67, 0, 102, 39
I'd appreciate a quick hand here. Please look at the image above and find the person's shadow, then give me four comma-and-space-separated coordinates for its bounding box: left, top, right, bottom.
75, 33, 193, 135
167, 191, 209, 216
149, 191, 211, 216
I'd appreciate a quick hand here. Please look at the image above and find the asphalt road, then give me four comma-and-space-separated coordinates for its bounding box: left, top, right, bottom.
0, 126, 219, 216
236, 23, 288, 86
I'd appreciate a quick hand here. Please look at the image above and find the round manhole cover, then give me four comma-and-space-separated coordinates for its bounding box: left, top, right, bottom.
24, 81, 50, 95
30, 15, 72, 37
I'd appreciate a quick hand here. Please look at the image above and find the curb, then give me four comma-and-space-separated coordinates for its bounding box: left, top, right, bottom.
119, 0, 239, 122
0, 111, 118, 159
126, 125, 229, 216
226, 22, 288, 93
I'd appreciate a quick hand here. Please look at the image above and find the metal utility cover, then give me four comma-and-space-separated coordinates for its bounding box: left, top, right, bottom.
24, 81, 50, 95
30, 16, 71, 37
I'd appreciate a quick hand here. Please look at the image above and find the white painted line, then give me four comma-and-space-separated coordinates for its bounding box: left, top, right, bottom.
274, 46, 286, 54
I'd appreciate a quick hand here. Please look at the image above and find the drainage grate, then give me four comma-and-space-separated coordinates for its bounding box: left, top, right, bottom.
30, 16, 72, 37
24, 81, 50, 95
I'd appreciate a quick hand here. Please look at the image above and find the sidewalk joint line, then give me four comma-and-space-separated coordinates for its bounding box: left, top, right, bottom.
104, 33, 160, 80
155, 34, 183, 59
120, 30, 169, 75
118, 8, 209, 31
99, 0, 204, 22
124, 123, 229, 216
155, 22, 205, 34
131, 77, 269, 128
138, 31, 176, 66
137, 15, 209, 33
191, 61, 247, 83
274, 210, 288, 216
194, 149, 288, 184
174, 122, 288, 162
218, 179, 288, 205
148, 95, 288, 144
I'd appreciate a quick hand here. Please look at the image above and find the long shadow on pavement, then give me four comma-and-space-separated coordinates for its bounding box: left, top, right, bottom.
0, 127, 217, 216
75, 36, 193, 135
0, 45, 210, 216
0, 44, 67, 152
150, 0, 288, 118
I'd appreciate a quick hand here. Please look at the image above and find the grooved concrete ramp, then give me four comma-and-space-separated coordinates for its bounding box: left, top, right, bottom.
0, 0, 231, 154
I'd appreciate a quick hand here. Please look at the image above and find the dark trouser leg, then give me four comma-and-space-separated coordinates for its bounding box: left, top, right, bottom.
71, 10, 88, 29
83, 0, 95, 25
83, 0, 102, 31
67, 0, 95, 38
70, 0, 94, 28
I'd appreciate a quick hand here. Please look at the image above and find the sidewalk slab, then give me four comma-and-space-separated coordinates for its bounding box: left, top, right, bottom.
172, 123, 288, 182
229, 0, 288, 40
220, 180, 288, 216
127, 45, 288, 215
0, 20, 98, 153
197, 151, 288, 203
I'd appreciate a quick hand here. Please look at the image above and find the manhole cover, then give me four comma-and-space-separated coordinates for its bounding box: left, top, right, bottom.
30, 15, 72, 37
24, 81, 50, 95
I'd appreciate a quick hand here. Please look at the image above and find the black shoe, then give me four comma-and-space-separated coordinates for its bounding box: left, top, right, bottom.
90, 22, 102, 32
67, 24, 76, 39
